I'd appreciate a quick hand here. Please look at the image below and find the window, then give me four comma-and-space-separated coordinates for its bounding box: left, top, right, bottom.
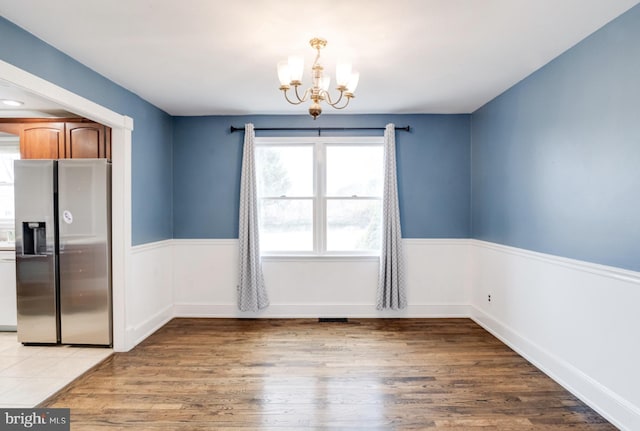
255, 136, 384, 255
0, 135, 20, 243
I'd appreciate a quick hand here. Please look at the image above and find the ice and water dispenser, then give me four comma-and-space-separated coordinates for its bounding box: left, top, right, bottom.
21, 221, 47, 255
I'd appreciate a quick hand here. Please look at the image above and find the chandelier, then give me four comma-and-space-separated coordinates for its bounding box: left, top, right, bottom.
277, 37, 360, 120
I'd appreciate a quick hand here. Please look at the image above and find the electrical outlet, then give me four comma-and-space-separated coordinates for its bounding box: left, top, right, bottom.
488, 294, 491, 302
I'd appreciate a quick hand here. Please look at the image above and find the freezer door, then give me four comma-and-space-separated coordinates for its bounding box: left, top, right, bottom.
14, 160, 58, 344
57, 159, 112, 345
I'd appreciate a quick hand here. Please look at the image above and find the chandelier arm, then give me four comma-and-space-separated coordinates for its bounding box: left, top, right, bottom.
294, 85, 310, 103
282, 87, 306, 105
323, 89, 345, 107
329, 96, 352, 110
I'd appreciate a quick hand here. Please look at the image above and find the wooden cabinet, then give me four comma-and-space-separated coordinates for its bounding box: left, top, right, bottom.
65, 122, 110, 159
0, 122, 22, 136
20, 122, 65, 159
0, 119, 111, 160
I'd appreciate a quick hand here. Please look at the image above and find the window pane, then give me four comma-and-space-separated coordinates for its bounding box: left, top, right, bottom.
259, 199, 313, 251
0, 138, 20, 240
326, 146, 383, 196
0, 185, 15, 233
256, 146, 313, 197
326, 199, 381, 251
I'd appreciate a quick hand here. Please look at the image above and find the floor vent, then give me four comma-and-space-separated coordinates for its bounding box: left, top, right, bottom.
318, 318, 349, 323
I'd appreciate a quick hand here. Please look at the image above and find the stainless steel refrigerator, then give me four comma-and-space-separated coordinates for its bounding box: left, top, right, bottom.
14, 159, 112, 346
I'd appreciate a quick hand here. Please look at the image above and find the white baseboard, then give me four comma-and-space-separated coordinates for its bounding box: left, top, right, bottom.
125, 304, 174, 351
173, 303, 471, 318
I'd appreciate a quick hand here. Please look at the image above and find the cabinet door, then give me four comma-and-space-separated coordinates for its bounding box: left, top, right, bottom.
20, 123, 65, 159
0, 252, 17, 328
65, 122, 106, 159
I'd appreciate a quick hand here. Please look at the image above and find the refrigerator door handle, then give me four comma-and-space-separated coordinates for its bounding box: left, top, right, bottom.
16, 254, 52, 259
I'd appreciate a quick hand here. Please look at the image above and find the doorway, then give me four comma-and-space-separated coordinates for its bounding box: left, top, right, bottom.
0, 59, 133, 351
0, 131, 19, 331
0, 131, 19, 245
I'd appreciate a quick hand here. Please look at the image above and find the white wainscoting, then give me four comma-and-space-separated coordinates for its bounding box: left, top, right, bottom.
127, 240, 174, 349
172, 238, 471, 318
470, 240, 640, 431
127, 237, 639, 429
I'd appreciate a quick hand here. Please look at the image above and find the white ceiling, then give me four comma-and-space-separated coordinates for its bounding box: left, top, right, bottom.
0, 0, 638, 116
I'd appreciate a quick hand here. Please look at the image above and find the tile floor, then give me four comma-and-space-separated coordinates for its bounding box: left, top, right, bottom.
0, 331, 112, 407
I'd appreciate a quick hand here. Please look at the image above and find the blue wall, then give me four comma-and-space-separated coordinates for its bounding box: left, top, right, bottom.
471, 5, 640, 271
173, 114, 471, 238
5, 2, 639, 269
0, 17, 173, 245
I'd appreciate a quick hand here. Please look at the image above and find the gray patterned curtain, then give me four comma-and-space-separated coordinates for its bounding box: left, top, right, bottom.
377, 123, 406, 310
238, 123, 269, 311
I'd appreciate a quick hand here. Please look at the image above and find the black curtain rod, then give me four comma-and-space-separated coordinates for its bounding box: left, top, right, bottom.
230, 125, 411, 133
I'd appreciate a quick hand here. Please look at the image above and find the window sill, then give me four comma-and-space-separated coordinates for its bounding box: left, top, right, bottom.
0, 241, 15, 251
261, 254, 380, 262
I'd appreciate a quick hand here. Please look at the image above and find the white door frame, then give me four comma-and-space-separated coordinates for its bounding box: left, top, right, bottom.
0, 59, 133, 351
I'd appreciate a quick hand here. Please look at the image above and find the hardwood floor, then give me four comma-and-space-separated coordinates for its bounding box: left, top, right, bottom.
41, 318, 615, 430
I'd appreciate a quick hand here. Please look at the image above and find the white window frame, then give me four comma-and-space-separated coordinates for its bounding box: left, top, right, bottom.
0, 136, 20, 240
255, 136, 384, 259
